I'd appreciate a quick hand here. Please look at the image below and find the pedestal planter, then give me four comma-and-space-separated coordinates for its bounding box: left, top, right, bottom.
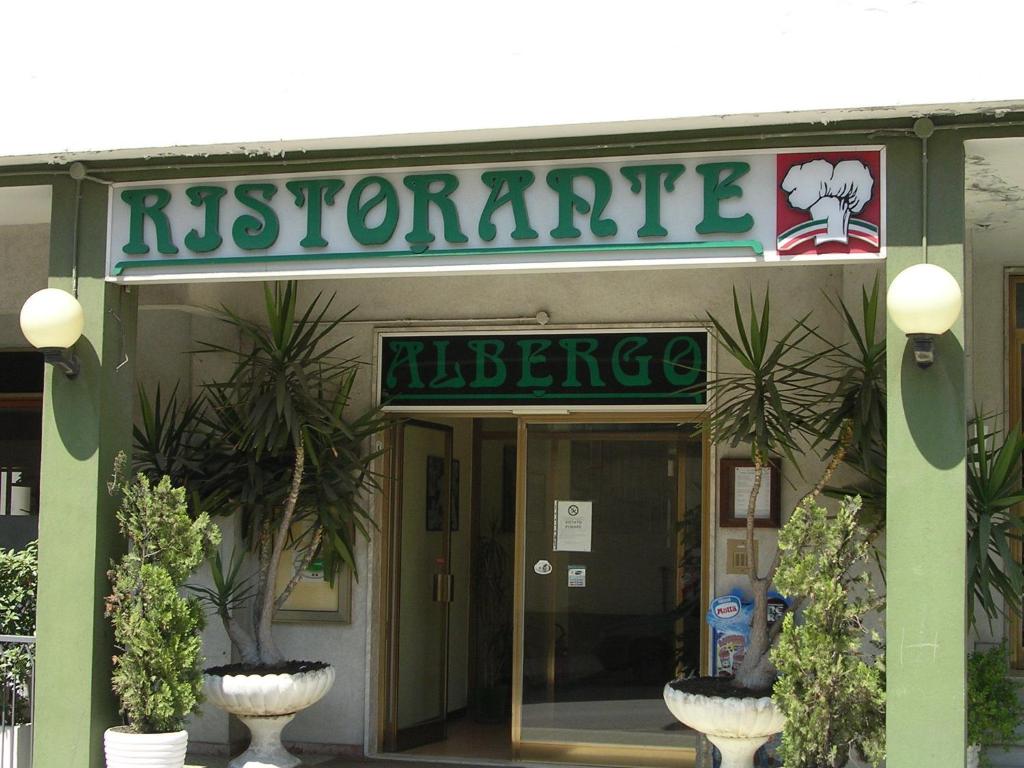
103, 727, 188, 768
663, 683, 785, 768
0, 724, 32, 768
204, 663, 335, 768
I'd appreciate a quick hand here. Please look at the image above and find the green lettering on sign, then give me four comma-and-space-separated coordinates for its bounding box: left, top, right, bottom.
663, 335, 703, 386
121, 188, 178, 255
385, 340, 426, 389
183, 186, 227, 253
695, 162, 754, 235
620, 164, 685, 237
558, 337, 604, 388
429, 341, 466, 388
232, 183, 280, 251
286, 179, 344, 248
468, 339, 506, 388
403, 173, 468, 250
478, 170, 538, 242
348, 176, 399, 246
546, 168, 618, 239
612, 335, 653, 386
516, 339, 554, 388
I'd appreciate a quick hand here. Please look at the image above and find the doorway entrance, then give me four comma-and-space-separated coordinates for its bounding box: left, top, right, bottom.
380, 416, 707, 766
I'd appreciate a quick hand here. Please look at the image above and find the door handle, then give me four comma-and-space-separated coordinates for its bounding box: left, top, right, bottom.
433, 572, 454, 603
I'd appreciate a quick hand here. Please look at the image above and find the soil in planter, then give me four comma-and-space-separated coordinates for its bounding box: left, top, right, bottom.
205, 660, 329, 676
669, 676, 773, 700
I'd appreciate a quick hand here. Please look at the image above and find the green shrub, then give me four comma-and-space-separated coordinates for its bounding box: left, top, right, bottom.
105, 453, 220, 733
967, 645, 1023, 750
771, 496, 885, 768
0, 541, 36, 724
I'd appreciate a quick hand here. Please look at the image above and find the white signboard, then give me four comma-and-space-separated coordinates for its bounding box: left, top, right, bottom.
553, 500, 593, 552
733, 466, 773, 519
105, 147, 885, 283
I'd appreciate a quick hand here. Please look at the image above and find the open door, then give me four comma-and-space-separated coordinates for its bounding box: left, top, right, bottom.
384, 420, 454, 750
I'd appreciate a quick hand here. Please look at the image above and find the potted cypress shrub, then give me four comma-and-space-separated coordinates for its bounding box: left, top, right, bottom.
103, 452, 220, 768
0, 541, 36, 768
770, 495, 885, 768
134, 282, 386, 768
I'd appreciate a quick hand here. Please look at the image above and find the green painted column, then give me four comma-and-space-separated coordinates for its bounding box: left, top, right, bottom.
886, 132, 967, 765
33, 176, 138, 768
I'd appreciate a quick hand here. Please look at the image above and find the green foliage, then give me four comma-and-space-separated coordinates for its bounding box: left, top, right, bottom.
967, 645, 1024, 748
812, 279, 887, 536
0, 541, 37, 724
106, 453, 221, 733
701, 288, 820, 465
966, 412, 1024, 624
134, 282, 388, 664
772, 496, 886, 768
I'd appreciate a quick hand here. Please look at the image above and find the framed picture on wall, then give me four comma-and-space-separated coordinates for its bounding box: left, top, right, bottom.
273, 524, 352, 623
718, 457, 782, 528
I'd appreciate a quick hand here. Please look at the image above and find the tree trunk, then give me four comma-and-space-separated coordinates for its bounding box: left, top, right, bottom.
255, 439, 305, 665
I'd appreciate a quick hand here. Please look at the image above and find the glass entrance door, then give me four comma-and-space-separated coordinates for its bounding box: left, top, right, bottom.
515, 421, 704, 762
388, 420, 454, 750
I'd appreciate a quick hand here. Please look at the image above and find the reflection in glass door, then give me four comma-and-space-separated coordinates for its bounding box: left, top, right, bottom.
515, 421, 704, 762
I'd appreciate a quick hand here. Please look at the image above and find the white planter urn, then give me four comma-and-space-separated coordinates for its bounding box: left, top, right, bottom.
204, 664, 335, 768
967, 743, 981, 768
0, 724, 32, 768
663, 683, 785, 768
103, 727, 188, 768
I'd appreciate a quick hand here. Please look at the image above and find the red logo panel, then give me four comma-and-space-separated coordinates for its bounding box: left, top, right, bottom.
776, 150, 882, 256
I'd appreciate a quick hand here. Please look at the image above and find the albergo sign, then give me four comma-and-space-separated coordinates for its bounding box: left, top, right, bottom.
106, 147, 884, 283
376, 329, 708, 411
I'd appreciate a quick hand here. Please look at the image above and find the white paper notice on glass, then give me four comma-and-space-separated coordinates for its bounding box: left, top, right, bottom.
733, 467, 772, 519
553, 500, 593, 552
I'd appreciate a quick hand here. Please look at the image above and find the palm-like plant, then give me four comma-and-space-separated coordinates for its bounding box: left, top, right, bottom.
702, 289, 849, 690
135, 282, 387, 666
966, 411, 1024, 624
700, 286, 878, 690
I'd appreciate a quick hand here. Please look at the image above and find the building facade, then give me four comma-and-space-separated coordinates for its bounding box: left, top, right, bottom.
2, 106, 1022, 768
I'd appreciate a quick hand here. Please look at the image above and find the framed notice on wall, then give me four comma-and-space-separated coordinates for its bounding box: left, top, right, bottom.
718, 458, 781, 529
273, 525, 352, 623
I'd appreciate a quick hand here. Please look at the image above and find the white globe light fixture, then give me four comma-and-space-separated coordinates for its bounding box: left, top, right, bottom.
887, 263, 962, 368
20, 288, 85, 378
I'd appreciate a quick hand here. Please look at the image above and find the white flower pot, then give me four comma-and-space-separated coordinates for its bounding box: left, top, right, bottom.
0, 724, 32, 768
663, 683, 785, 768
204, 664, 335, 768
103, 727, 188, 768
967, 743, 981, 768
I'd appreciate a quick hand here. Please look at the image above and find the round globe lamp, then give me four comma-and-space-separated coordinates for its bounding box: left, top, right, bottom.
20, 288, 85, 378
887, 263, 962, 368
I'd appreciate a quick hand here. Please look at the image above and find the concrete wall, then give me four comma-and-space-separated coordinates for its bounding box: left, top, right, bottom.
132, 260, 884, 751
0, 224, 48, 348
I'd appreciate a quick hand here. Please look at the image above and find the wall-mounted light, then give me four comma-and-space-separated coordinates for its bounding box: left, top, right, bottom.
19, 288, 85, 378
887, 263, 962, 368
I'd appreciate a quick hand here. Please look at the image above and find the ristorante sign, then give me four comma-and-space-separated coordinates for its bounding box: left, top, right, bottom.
376, 329, 708, 410
105, 147, 884, 282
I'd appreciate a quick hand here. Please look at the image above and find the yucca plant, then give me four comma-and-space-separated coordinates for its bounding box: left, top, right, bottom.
700, 288, 849, 690
810, 278, 887, 537
966, 411, 1024, 624
135, 282, 388, 667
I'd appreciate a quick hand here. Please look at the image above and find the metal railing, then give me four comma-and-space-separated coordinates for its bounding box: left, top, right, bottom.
0, 635, 34, 768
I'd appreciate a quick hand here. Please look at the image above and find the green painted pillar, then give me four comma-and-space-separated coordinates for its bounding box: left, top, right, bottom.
33, 176, 138, 768
886, 132, 967, 765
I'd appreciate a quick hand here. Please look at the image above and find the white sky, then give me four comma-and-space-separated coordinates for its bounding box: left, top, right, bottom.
2, 0, 1022, 162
